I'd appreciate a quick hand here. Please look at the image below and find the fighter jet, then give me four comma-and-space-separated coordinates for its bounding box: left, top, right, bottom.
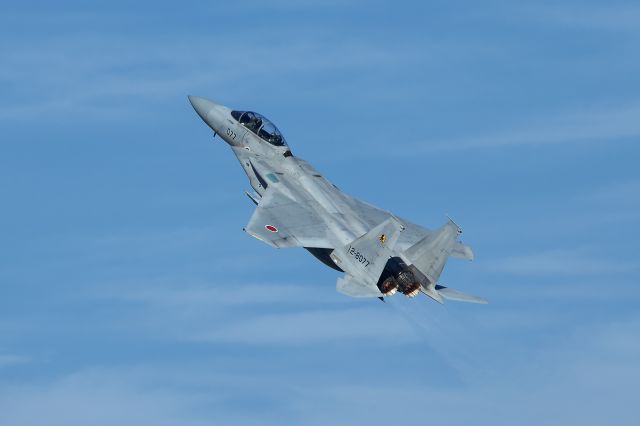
188, 96, 486, 304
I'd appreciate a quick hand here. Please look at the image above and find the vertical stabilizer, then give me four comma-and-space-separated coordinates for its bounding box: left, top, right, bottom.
331, 217, 405, 297
401, 219, 460, 284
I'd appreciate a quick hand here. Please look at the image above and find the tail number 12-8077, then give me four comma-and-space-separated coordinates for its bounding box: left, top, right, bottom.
347, 246, 370, 268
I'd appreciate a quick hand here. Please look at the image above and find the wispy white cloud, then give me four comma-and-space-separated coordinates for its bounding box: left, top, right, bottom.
1, 287, 639, 426
0, 354, 30, 368
94, 279, 340, 309
78, 272, 430, 345
486, 247, 637, 276
301, 314, 640, 425
226, 0, 364, 9
582, 179, 640, 207
419, 104, 640, 152
533, 3, 640, 33
90, 277, 424, 344
0, 31, 415, 122
3, 324, 638, 426
191, 306, 420, 344
0, 369, 213, 426
481, 279, 640, 304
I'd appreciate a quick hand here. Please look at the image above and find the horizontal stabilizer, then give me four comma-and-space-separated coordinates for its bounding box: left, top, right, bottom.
420, 284, 444, 304
402, 219, 459, 283
435, 285, 488, 304
337, 275, 383, 298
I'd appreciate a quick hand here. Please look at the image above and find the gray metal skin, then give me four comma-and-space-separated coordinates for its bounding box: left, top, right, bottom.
188, 96, 486, 304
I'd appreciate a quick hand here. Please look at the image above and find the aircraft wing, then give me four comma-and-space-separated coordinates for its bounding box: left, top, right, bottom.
244, 185, 332, 249
342, 194, 473, 257
341, 193, 433, 249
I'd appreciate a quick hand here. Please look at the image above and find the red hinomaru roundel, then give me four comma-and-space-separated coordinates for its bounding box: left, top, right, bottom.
265, 225, 278, 233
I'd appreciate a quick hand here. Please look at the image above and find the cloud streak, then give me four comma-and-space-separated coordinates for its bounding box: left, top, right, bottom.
0, 354, 30, 368
485, 247, 637, 277
191, 306, 420, 344
417, 104, 640, 152
3, 313, 639, 426
0, 31, 417, 122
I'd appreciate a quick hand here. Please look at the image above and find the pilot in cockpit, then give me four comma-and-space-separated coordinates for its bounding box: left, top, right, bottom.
245, 116, 262, 132
252, 117, 263, 131
233, 110, 287, 147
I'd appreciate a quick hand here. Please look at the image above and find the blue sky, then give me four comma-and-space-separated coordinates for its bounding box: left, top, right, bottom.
1, 0, 639, 424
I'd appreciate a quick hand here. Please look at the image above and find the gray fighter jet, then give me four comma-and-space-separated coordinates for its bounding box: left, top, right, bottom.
189, 96, 486, 304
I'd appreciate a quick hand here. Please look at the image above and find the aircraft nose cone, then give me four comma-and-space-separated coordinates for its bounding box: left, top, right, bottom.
188, 95, 217, 122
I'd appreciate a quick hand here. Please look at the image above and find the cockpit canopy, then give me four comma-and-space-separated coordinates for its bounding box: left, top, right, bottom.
231, 110, 287, 147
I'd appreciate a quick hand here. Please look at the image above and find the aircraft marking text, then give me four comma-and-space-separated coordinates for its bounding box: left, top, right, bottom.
347, 246, 370, 267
